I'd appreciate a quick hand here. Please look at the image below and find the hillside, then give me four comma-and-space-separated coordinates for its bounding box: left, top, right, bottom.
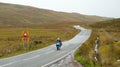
91, 18, 120, 67
75, 18, 120, 67
91, 18, 120, 39
0, 3, 110, 26
91, 18, 120, 28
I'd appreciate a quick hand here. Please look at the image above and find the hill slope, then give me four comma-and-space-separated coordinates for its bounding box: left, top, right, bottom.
91, 18, 120, 30
75, 18, 120, 67
0, 3, 110, 26
91, 19, 120, 67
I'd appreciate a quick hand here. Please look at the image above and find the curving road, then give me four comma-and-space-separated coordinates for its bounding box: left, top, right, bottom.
0, 26, 91, 67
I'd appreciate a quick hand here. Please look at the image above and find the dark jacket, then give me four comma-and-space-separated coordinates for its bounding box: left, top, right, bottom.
56, 40, 62, 46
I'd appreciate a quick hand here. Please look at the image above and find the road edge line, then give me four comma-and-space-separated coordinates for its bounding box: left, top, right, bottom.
41, 29, 92, 67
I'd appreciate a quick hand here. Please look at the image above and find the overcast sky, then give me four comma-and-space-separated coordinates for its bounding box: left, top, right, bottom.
0, 0, 120, 18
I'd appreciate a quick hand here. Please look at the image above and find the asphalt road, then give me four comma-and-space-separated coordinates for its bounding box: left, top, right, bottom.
0, 26, 91, 67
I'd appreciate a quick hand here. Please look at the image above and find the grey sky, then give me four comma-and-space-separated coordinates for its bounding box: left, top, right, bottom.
0, 0, 120, 18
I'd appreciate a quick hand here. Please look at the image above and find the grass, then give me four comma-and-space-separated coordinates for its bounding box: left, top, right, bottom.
98, 29, 120, 67
74, 29, 101, 67
0, 2, 110, 26
0, 22, 80, 58
75, 18, 120, 67
92, 19, 120, 67
75, 49, 100, 67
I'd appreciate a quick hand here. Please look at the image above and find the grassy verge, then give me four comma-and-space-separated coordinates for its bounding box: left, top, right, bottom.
75, 29, 120, 67
91, 19, 120, 67
75, 18, 120, 67
75, 29, 100, 67
0, 22, 80, 58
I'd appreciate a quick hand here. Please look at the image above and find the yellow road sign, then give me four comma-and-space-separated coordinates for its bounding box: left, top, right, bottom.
22, 31, 29, 42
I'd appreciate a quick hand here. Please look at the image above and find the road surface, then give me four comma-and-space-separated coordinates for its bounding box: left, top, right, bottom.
0, 26, 91, 67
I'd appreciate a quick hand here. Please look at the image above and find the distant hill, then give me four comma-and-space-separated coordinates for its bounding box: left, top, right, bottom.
0, 3, 111, 26
91, 18, 120, 30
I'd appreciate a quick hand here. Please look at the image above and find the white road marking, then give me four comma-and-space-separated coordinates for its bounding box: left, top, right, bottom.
0, 25, 91, 67
0, 50, 54, 67
0, 62, 15, 67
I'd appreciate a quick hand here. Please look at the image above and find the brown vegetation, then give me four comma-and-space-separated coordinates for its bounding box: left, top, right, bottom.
75, 18, 120, 67
0, 22, 80, 58
0, 2, 110, 26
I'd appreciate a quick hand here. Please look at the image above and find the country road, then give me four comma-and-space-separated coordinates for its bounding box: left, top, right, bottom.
0, 25, 91, 67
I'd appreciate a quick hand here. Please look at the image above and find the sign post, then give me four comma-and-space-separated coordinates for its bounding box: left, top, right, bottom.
22, 31, 29, 49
